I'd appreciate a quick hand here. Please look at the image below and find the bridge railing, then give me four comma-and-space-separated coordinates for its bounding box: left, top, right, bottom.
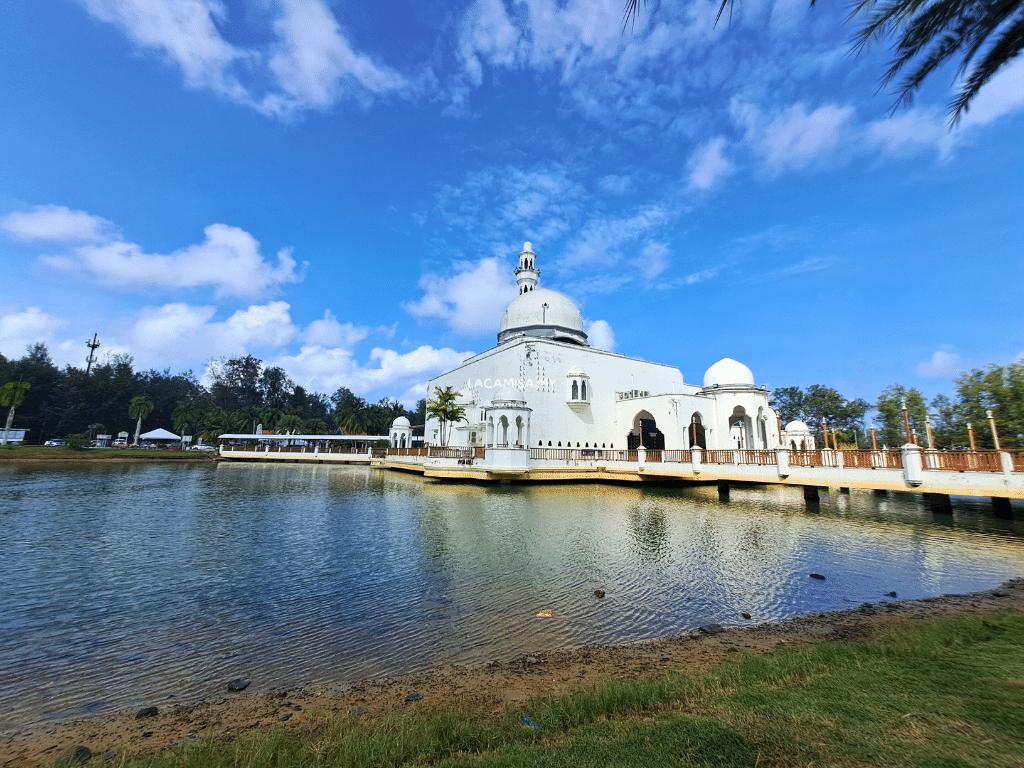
921, 449, 1003, 472
839, 450, 903, 469
788, 450, 841, 468
703, 450, 735, 464
740, 450, 776, 465
662, 449, 692, 463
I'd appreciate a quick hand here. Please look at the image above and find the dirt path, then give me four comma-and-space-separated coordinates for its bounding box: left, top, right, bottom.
3, 579, 1021, 767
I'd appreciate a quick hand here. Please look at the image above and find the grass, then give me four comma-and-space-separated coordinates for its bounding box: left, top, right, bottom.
0, 445, 210, 462
82, 611, 1024, 768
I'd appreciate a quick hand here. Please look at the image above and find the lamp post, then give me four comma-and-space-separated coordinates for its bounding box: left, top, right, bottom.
987, 409, 1001, 451
967, 422, 977, 451
925, 415, 935, 449
900, 398, 912, 444
821, 418, 829, 451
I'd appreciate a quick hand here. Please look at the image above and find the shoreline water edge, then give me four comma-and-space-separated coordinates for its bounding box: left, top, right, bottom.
2, 578, 1021, 767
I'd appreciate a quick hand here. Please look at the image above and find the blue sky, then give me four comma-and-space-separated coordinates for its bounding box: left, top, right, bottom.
1, 0, 1021, 407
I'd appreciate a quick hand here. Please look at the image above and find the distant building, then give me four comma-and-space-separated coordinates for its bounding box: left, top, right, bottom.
417, 243, 789, 452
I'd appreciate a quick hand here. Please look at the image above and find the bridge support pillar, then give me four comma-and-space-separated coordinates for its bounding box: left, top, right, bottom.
873, 489, 888, 496
839, 487, 850, 494
925, 493, 952, 514
718, 481, 730, 501
803, 485, 820, 502
992, 497, 1013, 519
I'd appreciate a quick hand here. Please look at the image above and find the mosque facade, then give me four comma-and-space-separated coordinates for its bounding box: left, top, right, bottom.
405, 243, 807, 453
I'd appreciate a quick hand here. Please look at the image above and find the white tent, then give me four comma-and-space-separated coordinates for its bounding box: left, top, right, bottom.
139, 428, 181, 441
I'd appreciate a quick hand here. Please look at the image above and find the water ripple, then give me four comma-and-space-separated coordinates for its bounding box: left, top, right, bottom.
0, 463, 1020, 730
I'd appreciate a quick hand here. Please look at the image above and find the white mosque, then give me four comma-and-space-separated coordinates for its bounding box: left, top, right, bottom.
395, 243, 811, 454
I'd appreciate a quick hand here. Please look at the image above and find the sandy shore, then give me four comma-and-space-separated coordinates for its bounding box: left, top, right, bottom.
3, 578, 1022, 767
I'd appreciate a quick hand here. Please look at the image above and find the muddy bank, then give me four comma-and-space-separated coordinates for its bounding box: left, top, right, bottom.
3, 579, 1021, 767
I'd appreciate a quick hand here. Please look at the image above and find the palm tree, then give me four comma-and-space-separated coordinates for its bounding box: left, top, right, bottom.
1, 381, 31, 445
425, 386, 466, 447
128, 396, 154, 446
851, 0, 1024, 122
623, 0, 1024, 122
277, 413, 304, 434
172, 402, 198, 442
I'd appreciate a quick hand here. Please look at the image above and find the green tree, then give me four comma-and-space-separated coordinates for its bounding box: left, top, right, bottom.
128, 395, 155, 446
929, 394, 959, 448
426, 386, 466, 447
331, 387, 370, 434
623, 0, 1024, 122
769, 386, 805, 425
954, 362, 1024, 448
1, 381, 31, 445
770, 384, 868, 444
875, 384, 927, 447
277, 413, 304, 434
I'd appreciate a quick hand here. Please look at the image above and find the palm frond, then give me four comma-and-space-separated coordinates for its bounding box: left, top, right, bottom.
951, 12, 1024, 122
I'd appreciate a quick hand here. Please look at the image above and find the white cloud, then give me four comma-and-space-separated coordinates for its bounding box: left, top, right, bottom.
304, 310, 369, 348
633, 242, 671, 280
0, 307, 67, 359
598, 175, 632, 194
78, 0, 408, 118
865, 108, 955, 159
687, 136, 733, 191
261, 0, 407, 116
39, 222, 302, 299
585, 318, 616, 351
958, 57, 1024, 129
561, 205, 671, 273
915, 347, 963, 378
733, 100, 855, 175
78, 0, 250, 101
404, 257, 518, 335
1, 205, 115, 242
127, 301, 298, 364
269, 343, 474, 401
757, 103, 855, 174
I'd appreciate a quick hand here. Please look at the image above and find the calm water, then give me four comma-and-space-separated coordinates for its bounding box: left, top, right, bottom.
1, 462, 1022, 731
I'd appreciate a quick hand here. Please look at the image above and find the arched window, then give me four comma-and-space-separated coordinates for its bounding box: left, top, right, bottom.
581, 380, 587, 400
572, 380, 579, 399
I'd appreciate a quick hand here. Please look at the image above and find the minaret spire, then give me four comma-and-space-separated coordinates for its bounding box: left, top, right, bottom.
515, 242, 540, 295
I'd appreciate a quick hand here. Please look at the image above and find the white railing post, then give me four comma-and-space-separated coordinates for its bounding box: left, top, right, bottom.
902, 443, 923, 486
690, 446, 702, 474
776, 447, 790, 478
637, 444, 646, 465
1000, 451, 1014, 476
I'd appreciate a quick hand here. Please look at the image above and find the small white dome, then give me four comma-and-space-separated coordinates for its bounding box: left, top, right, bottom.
523, 241, 533, 252
785, 420, 810, 433
566, 365, 587, 376
499, 287, 587, 345
392, 416, 410, 428
494, 387, 525, 403
703, 358, 755, 388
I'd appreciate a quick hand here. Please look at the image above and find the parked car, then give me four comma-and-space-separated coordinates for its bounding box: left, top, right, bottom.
43, 438, 66, 447
112, 438, 128, 448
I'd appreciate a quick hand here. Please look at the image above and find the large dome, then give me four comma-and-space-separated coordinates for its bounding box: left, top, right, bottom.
498, 287, 588, 346
703, 358, 755, 388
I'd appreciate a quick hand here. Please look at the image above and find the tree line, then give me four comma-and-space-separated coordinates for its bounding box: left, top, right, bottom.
771, 362, 1024, 450
2, 341, 1020, 450
0, 345, 423, 445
